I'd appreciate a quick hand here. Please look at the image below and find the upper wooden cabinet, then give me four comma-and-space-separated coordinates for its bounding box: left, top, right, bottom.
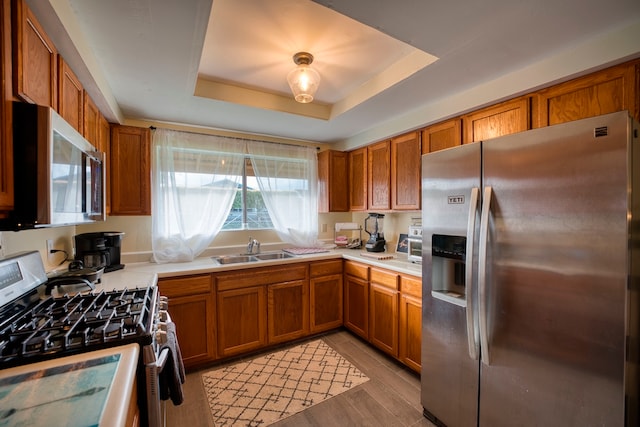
318, 150, 349, 212
367, 140, 391, 211
83, 91, 100, 148
110, 125, 151, 215
12, 0, 57, 107
422, 118, 462, 154
462, 96, 530, 144
57, 57, 83, 132
0, 0, 13, 212
391, 131, 421, 211
348, 147, 367, 211
535, 61, 639, 126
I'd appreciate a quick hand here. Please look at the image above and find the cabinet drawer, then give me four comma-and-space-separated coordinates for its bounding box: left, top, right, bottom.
310, 259, 343, 277
344, 261, 368, 280
370, 268, 398, 290
216, 264, 308, 291
400, 275, 422, 298
159, 274, 213, 298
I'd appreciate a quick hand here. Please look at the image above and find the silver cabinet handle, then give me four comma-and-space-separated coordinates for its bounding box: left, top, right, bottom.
465, 187, 480, 360
478, 186, 492, 365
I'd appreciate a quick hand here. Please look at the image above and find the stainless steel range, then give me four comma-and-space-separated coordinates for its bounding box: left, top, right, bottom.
0, 251, 181, 426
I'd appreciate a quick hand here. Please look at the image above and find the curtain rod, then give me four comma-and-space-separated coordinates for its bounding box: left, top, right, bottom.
148, 126, 320, 150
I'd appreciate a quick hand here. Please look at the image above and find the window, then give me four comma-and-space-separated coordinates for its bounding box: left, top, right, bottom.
223, 158, 273, 230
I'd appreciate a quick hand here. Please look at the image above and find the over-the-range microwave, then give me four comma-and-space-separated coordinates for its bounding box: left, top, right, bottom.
0, 102, 105, 230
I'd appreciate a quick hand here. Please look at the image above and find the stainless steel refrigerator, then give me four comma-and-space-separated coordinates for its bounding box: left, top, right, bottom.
420, 111, 640, 426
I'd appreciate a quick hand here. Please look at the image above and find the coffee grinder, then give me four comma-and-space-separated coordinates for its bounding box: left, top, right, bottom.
364, 213, 386, 252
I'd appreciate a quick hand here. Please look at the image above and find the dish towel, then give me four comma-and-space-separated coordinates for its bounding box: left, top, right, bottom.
159, 321, 186, 405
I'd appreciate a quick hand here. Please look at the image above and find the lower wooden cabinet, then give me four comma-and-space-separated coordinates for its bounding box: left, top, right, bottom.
369, 268, 399, 358
399, 275, 422, 372
344, 261, 369, 340
217, 285, 267, 357
310, 260, 343, 333
158, 274, 216, 369
268, 279, 309, 344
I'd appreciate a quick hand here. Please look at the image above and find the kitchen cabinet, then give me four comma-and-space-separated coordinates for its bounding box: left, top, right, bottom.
83, 91, 100, 148
110, 125, 151, 215
309, 259, 343, 333
343, 260, 369, 339
399, 274, 422, 373
215, 263, 307, 357
421, 118, 462, 154
391, 131, 421, 210
158, 274, 216, 369
369, 267, 399, 357
57, 56, 83, 132
12, 0, 57, 108
0, 0, 13, 212
535, 61, 639, 126
367, 140, 391, 210
348, 147, 367, 211
462, 96, 530, 144
318, 149, 349, 212
268, 279, 309, 344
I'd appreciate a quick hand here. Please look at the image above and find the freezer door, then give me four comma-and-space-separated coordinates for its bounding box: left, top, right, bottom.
421, 143, 481, 427
478, 112, 632, 426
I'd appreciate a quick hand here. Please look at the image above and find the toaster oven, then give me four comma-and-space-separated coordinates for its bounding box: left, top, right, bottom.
408, 225, 422, 263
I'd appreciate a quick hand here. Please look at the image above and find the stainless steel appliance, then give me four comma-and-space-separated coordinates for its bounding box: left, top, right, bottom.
0, 102, 105, 230
421, 111, 639, 426
407, 224, 422, 263
364, 213, 386, 252
75, 231, 125, 272
0, 251, 182, 427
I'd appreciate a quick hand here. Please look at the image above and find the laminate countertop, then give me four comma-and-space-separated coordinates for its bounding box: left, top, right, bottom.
124, 248, 423, 279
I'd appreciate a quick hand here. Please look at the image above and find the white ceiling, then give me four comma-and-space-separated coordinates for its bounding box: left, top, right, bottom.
27, 0, 640, 146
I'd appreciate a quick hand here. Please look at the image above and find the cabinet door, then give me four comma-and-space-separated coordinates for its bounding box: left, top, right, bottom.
391, 131, 421, 210
536, 61, 639, 126
344, 273, 369, 340
0, 0, 13, 211
310, 273, 343, 333
268, 280, 309, 344
217, 286, 267, 357
462, 96, 530, 144
159, 274, 216, 369
399, 293, 422, 373
110, 125, 151, 215
57, 57, 83, 132
422, 118, 462, 154
368, 140, 391, 210
318, 150, 349, 212
349, 147, 367, 211
83, 91, 100, 148
12, 0, 57, 107
369, 268, 399, 357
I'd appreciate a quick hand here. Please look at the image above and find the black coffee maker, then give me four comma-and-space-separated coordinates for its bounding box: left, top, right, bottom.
74, 232, 125, 272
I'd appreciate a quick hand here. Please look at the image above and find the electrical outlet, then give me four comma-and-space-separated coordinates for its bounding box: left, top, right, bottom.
46, 239, 54, 263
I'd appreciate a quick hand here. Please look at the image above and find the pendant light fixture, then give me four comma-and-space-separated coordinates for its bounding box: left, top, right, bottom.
287, 52, 321, 103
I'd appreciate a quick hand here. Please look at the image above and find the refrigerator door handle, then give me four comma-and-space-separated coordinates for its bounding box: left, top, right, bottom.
465, 186, 480, 360
478, 186, 492, 365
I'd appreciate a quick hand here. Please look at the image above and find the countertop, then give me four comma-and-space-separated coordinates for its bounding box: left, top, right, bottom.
0, 344, 139, 427
124, 248, 423, 278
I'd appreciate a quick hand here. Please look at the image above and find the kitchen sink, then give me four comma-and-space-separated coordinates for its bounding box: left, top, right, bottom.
212, 251, 296, 265
254, 252, 296, 260
212, 255, 258, 264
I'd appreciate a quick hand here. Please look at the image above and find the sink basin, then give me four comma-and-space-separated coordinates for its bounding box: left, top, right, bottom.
212, 255, 258, 264
254, 252, 296, 260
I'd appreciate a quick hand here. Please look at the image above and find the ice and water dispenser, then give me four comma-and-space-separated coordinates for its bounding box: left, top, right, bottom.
431, 234, 467, 306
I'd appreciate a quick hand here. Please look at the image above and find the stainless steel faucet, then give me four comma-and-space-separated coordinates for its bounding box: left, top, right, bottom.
246, 237, 260, 254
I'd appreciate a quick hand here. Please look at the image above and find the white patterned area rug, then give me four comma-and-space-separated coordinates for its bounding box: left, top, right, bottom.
201, 339, 369, 426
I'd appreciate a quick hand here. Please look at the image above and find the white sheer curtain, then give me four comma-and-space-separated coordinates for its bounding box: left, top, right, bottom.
247, 141, 322, 247
151, 128, 246, 263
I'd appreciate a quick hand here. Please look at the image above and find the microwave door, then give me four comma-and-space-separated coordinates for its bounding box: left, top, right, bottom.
51, 130, 85, 225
